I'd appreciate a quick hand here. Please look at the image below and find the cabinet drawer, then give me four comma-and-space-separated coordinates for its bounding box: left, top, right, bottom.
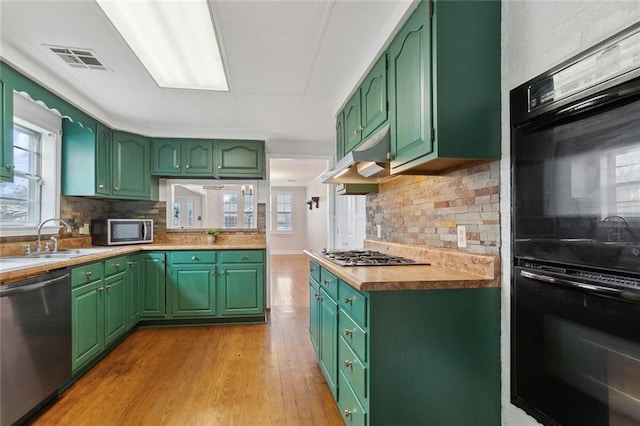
309, 261, 320, 283
104, 256, 128, 277
339, 310, 367, 363
339, 336, 368, 404
218, 250, 264, 263
168, 251, 216, 264
338, 371, 368, 426
319, 268, 338, 300
339, 281, 367, 327
71, 262, 103, 287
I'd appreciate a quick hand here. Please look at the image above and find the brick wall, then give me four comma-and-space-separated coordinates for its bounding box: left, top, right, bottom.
366, 161, 500, 255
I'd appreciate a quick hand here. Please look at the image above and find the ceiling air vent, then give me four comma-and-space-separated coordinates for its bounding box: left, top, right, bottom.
46, 45, 108, 71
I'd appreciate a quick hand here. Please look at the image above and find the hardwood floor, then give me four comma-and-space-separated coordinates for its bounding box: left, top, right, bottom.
33, 254, 342, 426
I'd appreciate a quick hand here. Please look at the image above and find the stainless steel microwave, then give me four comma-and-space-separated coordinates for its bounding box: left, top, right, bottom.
91, 219, 153, 246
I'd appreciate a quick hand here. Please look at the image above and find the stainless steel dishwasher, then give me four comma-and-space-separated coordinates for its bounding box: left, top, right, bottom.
1, 268, 71, 425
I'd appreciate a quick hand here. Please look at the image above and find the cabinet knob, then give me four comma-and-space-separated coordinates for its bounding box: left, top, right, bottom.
315, 293, 322, 300
105, 284, 111, 290
344, 328, 353, 337
344, 410, 352, 418
220, 269, 227, 275
386, 151, 394, 160
343, 296, 353, 304
323, 279, 331, 284
175, 164, 180, 168
128, 261, 133, 266
353, 129, 359, 135
185, 164, 190, 169
98, 184, 104, 189
343, 359, 352, 368
85, 271, 92, 276
191, 256, 198, 261
98, 286, 104, 291
113, 263, 121, 268
113, 186, 119, 191
358, 124, 365, 131
218, 165, 221, 169
6, 164, 15, 170
240, 256, 249, 261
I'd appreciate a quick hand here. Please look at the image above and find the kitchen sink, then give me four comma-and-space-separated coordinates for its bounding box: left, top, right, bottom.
0, 248, 115, 273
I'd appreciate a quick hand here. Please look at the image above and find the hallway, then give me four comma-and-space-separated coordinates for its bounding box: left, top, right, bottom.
33, 254, 342, 425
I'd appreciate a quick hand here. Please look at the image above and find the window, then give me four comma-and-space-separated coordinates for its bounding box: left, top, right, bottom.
614, 146, 640, 216
0, 94, 61, 236
243, 193, 255, 228
274, 192, 293, 232
222, 193, 238, 227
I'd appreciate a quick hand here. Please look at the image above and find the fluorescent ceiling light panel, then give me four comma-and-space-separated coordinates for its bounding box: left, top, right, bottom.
97, 0, 228, 91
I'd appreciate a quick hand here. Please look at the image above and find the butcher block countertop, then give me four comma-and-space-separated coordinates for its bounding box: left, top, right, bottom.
304, 240, 500, 292
0, 234, 266, 284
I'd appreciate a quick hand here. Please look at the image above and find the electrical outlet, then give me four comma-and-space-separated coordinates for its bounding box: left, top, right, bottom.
457, 225, 467, 248
377, 224, 382, 239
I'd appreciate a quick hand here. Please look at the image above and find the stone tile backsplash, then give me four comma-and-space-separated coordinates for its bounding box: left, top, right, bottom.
366, 161, 500, 255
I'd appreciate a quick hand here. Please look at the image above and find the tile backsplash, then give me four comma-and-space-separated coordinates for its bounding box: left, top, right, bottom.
366, 161, 500, 255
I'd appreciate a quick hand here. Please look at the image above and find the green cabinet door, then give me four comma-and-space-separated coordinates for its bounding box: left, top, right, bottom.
104, 270, 127, 346
344, 93, 362, 153
361, 54, 387, 140
388, 0, 432, 170
183, 139, 214, 175
218, 263, 264, 316
61, 119, 98, 196
170, 264, 217, 317
336, 111, 345, 159
215, 140, 265, 179
309, 276, 320, 357
126, 255, 141, 328
112, 131, 150, 199
0, 78, 13, 182
152, 138, 181, 175
319, 287, 338, 399
71, 280, 104, 371
95, 123, 112, 196
140, 253, 166, 318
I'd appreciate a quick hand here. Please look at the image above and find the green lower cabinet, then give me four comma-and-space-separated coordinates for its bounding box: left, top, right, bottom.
104, 270, 127, 346
218, 263, 264, 316
318, 287, 338, 399
309, 277, 320, 356
71, 278, 104, 372
338, 371, 368, 426
170, 264, 217, 317
140, 253, 166, 318
126, 254, 141, 328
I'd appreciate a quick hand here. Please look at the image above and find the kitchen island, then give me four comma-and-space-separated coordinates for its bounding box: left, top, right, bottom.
304, 240, 501, 426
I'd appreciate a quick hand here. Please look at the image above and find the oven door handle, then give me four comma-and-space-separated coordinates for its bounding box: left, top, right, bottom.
520, 270, 640, 304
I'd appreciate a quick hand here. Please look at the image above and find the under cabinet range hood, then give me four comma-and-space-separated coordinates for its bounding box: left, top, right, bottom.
321, 124, 391, 184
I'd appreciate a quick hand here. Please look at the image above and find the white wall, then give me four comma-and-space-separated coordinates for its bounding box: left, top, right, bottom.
270, 186, 309, 254
500, 3, 640, 425
305, 177, 331, 251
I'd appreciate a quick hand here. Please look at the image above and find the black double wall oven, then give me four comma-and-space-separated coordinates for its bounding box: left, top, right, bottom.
511, 24, 640, 426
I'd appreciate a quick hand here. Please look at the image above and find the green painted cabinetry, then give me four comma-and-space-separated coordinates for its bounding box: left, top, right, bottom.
309, 273, 321, 356
152, 138, 215, 177
103, 256, 128, 346
308, 264, 500, 426
71, 262, 104, 372
218, 250, 265, 317
168, 251, 217, 317
214, 140, 265, 179
0, 78, 13, 182
388, 0, 500, 174
140, 252, 166, 318
62, 122, 157, 200
126, 254, 141, 328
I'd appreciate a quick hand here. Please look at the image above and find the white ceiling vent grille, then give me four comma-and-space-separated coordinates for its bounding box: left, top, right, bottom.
45, 45, 108, 71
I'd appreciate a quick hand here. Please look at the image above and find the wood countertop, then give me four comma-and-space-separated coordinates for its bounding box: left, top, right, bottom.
0, 241, 267, 284
303, 241, 500, 292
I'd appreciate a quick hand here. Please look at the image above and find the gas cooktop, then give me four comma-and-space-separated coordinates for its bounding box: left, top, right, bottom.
320, 249, 430, 266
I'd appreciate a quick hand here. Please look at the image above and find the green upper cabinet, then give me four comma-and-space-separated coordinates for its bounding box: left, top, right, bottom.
152, 138, 214, 177
336, 111, 345, 159
341, 54, 388, 155
95, 123, 112, 196
214, 139, 265, 179
62, 122, 156, 200
388, 1, 432, 170
360, 54, 388, 140
0, 78, 14, 182
112, 131, 151, 199
344, 93, 362, 153
389, 0, 500, 174
151, 138, 182, 176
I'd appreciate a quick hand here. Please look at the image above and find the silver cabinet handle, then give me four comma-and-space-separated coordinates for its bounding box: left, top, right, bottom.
343, 359, 352, 368
343, 296, 353, 304
113, 263, 121, 268
323, 279, 331, 284
175, 164, 180, 168
218, 165, 221, 169
220, 269, 227, 275
98, 184, 104, 189
191, 256, 198, 261
344, 328, 353, 337
315, 293, 322, 300
86, 271, 92, 276
113, 186, 119, 191
344, 410, 352, 418
386, 151, 395, 160
185, 164, 190, 169
105, 284, 111, 290
240, 256, 249, 261
353, 129, 359, 135
128, 261, 133, 266
6, 164, 15, 170
98, 286, 104, 291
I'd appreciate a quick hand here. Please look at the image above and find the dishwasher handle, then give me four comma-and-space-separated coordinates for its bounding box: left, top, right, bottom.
0, 272, 70, 298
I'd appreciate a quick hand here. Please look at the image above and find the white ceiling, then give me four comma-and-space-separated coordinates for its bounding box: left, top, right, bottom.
0, 0, 415, 183
269, 157, 328, 186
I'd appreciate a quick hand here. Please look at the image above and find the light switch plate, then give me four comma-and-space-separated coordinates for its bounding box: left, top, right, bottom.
457, 225, 467, 248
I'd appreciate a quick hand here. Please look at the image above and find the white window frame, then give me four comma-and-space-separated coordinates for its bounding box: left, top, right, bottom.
0, 94, 62, 237
272, 191, 294, 234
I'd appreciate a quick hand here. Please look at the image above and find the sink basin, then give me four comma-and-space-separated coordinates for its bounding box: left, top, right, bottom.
0, 248, 114, 273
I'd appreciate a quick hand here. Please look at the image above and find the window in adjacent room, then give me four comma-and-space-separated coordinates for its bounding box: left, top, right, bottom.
273, 192, 293, 232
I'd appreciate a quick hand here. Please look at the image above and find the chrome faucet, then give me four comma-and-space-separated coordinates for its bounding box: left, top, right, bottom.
36, 218, 72, 253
